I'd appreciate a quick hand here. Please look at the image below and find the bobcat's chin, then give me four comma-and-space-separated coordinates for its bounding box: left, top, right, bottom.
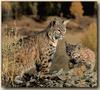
55, 35, 64, 40
59, 36, 64, 40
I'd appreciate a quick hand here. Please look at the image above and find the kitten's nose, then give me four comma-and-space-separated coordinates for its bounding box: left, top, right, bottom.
70, 59, 77, 64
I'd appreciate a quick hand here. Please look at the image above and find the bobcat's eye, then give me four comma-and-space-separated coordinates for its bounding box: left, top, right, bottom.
57, 28, 60, 31
57, 29, 61, 33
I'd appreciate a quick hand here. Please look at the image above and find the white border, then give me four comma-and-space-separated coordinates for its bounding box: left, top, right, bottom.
1, 0, 99, 1
0, 0, 99, 90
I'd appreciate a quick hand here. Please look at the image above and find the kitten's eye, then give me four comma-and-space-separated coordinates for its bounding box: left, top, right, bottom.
82, 60, 85, 62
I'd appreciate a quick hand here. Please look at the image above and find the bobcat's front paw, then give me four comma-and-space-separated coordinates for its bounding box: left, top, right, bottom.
38, 72, 51, 80
14, 76, 23, 84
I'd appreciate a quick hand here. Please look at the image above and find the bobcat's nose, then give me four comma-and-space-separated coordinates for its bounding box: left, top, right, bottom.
61, 31, 66, 36
70, 59, 77, 64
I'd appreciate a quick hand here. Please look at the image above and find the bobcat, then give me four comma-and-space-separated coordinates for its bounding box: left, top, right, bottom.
65, 42, 96, 72
3, 18, 69, 82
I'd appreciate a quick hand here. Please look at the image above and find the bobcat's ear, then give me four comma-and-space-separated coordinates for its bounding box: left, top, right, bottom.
49, 20, 56, 27
63, 20, 70, 26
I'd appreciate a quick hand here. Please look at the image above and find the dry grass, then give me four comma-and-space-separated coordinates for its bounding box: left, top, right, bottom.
2, 16, 97, 87
2, 2, 12, 10
2, 28, 21, 85
1, 16, 50, 85
1, 17, 51, 86
81, 22, 97, 53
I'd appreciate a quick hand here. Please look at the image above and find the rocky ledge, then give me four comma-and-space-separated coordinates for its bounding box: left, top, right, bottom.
11, 68, 97, 88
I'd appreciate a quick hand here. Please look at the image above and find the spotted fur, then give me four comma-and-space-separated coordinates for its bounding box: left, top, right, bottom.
65, 43, 96, 71
4, 18, 69, 81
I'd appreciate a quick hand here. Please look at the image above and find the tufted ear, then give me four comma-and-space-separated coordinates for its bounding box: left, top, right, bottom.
65, 42, 70, 47
49, 18, 58, 27
65, 42, 68, 46
49, 20, 56, 27
75, 43, 82, 49
63, 20, 70, 26
65, 42, 67, 46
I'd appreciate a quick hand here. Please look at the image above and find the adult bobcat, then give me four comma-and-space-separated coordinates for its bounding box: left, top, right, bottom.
3, 18, 69, 82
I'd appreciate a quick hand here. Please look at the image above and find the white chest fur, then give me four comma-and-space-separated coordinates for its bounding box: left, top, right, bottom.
49, 40, 58, 47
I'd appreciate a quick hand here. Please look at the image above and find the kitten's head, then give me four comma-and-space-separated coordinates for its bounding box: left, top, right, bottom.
65, 42, 80, 57
65, 42, 81, 68
48, 18, 69, 41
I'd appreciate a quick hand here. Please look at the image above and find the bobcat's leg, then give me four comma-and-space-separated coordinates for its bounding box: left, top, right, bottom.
36, 58, 52, 79
14, 65, 36, 84
36, 52, 53, 79
37, 45, 56, 79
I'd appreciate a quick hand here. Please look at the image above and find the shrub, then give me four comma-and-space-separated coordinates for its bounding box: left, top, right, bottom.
70, 2, 84, 19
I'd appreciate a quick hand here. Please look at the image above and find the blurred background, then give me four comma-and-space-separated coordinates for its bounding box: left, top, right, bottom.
2, 2, 97, 21
2, 1, 97, 73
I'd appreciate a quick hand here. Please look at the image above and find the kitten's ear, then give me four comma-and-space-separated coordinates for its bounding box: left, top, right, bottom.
76, 45, 80, 49
76, 43, 82, 46
65, 42, 70, 46
65, 42, 67, 46
76, 43, 82, 49
63, 20, 70, 26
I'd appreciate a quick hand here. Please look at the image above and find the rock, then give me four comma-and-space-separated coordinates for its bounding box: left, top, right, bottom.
55, 68, 67, 81
10, 68, 97, 88
26, 81, 30, 87
14, 76, 24, 84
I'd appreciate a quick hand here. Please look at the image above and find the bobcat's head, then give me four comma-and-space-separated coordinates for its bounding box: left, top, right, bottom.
48, 18, 69, 41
